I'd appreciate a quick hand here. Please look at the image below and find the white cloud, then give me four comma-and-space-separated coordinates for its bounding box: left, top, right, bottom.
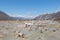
7, 10, 39, 18
8, 13, 35, 19
9, 14, 25, 17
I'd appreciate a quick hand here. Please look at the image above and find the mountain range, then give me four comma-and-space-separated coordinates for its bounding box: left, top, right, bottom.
0, 11, 60, 20
0, 11, 31, 20
34, 11, 60, 20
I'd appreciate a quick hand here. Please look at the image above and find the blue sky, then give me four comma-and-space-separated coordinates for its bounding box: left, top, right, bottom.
0, 0, 60, 18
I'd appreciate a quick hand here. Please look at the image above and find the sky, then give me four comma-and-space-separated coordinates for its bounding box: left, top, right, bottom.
0, 0, 60, 18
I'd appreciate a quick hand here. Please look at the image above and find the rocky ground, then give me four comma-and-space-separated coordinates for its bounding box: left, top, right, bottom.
0, 20, 60, 40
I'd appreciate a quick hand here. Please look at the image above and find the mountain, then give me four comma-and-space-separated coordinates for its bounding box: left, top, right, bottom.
53, 11, 60, 20
1, 11, 60, 20
0, 11, 31, 20
33, 11, 60, 20
0, 11, 10, 20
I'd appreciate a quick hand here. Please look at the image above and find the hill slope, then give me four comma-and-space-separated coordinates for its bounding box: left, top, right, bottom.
34, 11, 60, 20
0, 11, 10, 20
0, 11, 32, 20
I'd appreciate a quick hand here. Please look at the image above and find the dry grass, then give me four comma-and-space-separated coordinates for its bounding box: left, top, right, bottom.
0, 20, 60, 40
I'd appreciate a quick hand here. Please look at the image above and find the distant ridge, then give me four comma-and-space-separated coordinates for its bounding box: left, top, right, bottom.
0, 11, 10, 20
0, 11, 32, 20
0, 11, 60, 20
33, 11, 60, 20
